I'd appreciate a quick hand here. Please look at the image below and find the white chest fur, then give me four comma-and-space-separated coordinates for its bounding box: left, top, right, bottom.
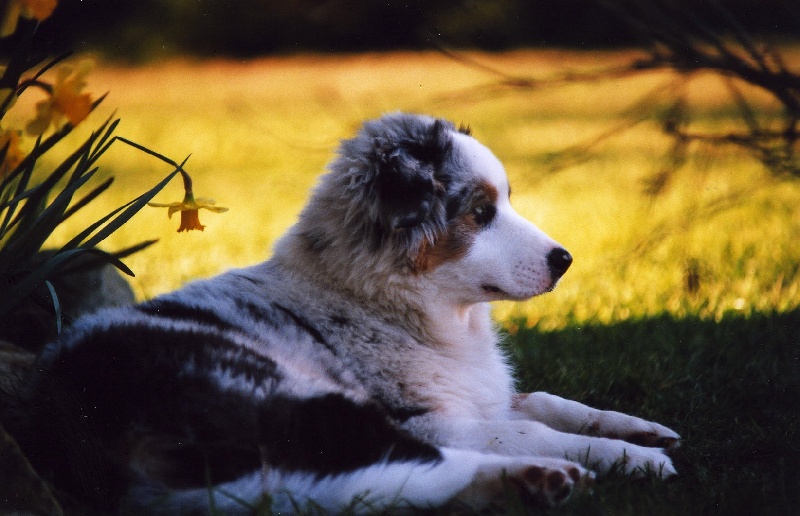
419, 302, 515, 421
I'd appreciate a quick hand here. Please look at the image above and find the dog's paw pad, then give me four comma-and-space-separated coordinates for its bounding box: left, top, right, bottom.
515, 464, 592, 506
546, 471, 572, 503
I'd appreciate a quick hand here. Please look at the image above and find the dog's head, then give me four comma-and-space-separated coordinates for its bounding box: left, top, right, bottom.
296, 113, 571, 303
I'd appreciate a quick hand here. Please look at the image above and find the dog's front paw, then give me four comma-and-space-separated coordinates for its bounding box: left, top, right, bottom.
506, 459, 595, 506
587, 440, 677, 479
461, 457, 594, 508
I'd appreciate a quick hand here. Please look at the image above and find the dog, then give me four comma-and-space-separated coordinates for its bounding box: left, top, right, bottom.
9, 113, 679, 513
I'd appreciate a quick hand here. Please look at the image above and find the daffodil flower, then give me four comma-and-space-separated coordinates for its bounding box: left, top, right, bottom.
26, 61, 94, 136
0, 88, 17, 114
148, 170, 228, 232
1, 0, 58, 38
0, 128, 24, 179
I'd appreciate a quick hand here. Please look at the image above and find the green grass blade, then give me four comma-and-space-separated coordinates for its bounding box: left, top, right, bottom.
0, 185, 41, 215
0, 243, 143, 320
56, 196, 141, 253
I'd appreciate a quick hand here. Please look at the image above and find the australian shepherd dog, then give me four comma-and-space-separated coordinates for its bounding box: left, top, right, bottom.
10, 113, 679, 513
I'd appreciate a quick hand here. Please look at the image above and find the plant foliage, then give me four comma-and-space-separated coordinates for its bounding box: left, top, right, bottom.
0, 14, 187, 323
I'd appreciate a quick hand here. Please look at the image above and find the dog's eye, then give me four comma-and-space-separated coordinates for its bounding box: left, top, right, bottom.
472, 203, 496, 226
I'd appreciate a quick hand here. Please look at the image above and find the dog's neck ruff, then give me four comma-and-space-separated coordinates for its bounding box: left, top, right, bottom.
276, 235, 499, 349
272, 229, 492, 348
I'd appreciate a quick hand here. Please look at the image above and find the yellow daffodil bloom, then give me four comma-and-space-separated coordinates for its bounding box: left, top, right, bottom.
149, 193, 228, 233
1, 0, 58, 37
26, 61, 93, 136
0, 87, 16, 114
0, 128, 24, 179
21, 0, 57, 20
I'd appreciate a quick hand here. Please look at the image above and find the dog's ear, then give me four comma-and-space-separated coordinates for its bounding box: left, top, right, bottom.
374, 119, 451, 231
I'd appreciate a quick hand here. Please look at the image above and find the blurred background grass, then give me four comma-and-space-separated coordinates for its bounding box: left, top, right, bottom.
5, 50, 798, 327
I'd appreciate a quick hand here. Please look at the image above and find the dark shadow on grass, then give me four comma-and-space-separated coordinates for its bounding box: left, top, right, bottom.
506, 309, 800, 515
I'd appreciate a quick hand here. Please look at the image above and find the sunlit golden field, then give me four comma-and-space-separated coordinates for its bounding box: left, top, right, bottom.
10, 50, 800, 328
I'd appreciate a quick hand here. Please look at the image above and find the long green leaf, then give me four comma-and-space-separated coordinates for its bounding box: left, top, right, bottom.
79, 247, 135, 277
0, 95, 108, 194
108, 239, 158, 261
0, 168, 98, 273
57, 196, 141, 253
43, 279, 62, 335
67, 114, 114, 185
57, 239, 157, 276
28, 51, 73, 84
0, 245, 140, 319
0, 124, 104, 250
0, 139, 40, 238
60, 175, 113, 222
57, 164, 180, 253
0, 122, 71, 190
0, 181, 40, 212
115, 137, 190, 170
0, 248, 85, 318
80, 168, 181, 251
88, 117, 120, 162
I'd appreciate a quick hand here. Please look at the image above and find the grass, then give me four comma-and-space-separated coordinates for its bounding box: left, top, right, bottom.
506, 310, 800, 514
5, 50, 800, 513
4, 50, 793, 320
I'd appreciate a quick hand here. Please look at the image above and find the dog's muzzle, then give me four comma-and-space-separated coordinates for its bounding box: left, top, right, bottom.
547, 247, 573, 280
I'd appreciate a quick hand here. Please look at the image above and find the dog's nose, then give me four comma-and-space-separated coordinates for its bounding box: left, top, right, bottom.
547, 247, 573, 277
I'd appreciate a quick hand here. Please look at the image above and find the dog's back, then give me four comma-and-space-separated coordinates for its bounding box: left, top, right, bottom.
9, 262, 454, 512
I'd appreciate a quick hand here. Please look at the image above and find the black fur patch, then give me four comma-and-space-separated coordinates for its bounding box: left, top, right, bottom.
272, 303, 329, 349
329, 314, 351, 327
234, 299, 338, 355
373, 118, 452, 232
383, 404, 430, 423
234, 298, 280, 324
260, 393, 442, 478
137, 299, 234, 332
11, 324, 282, 509
11, 322, 441, 510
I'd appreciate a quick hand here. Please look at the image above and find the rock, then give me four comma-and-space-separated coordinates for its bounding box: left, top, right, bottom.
0, 251, 136, 514
0, 421, 64, 515
0, 340, 35, 396
0, 250, 136, 353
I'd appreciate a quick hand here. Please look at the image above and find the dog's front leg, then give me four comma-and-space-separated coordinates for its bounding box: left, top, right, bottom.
511, 392, 680, 451
432, 416, 677, 478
